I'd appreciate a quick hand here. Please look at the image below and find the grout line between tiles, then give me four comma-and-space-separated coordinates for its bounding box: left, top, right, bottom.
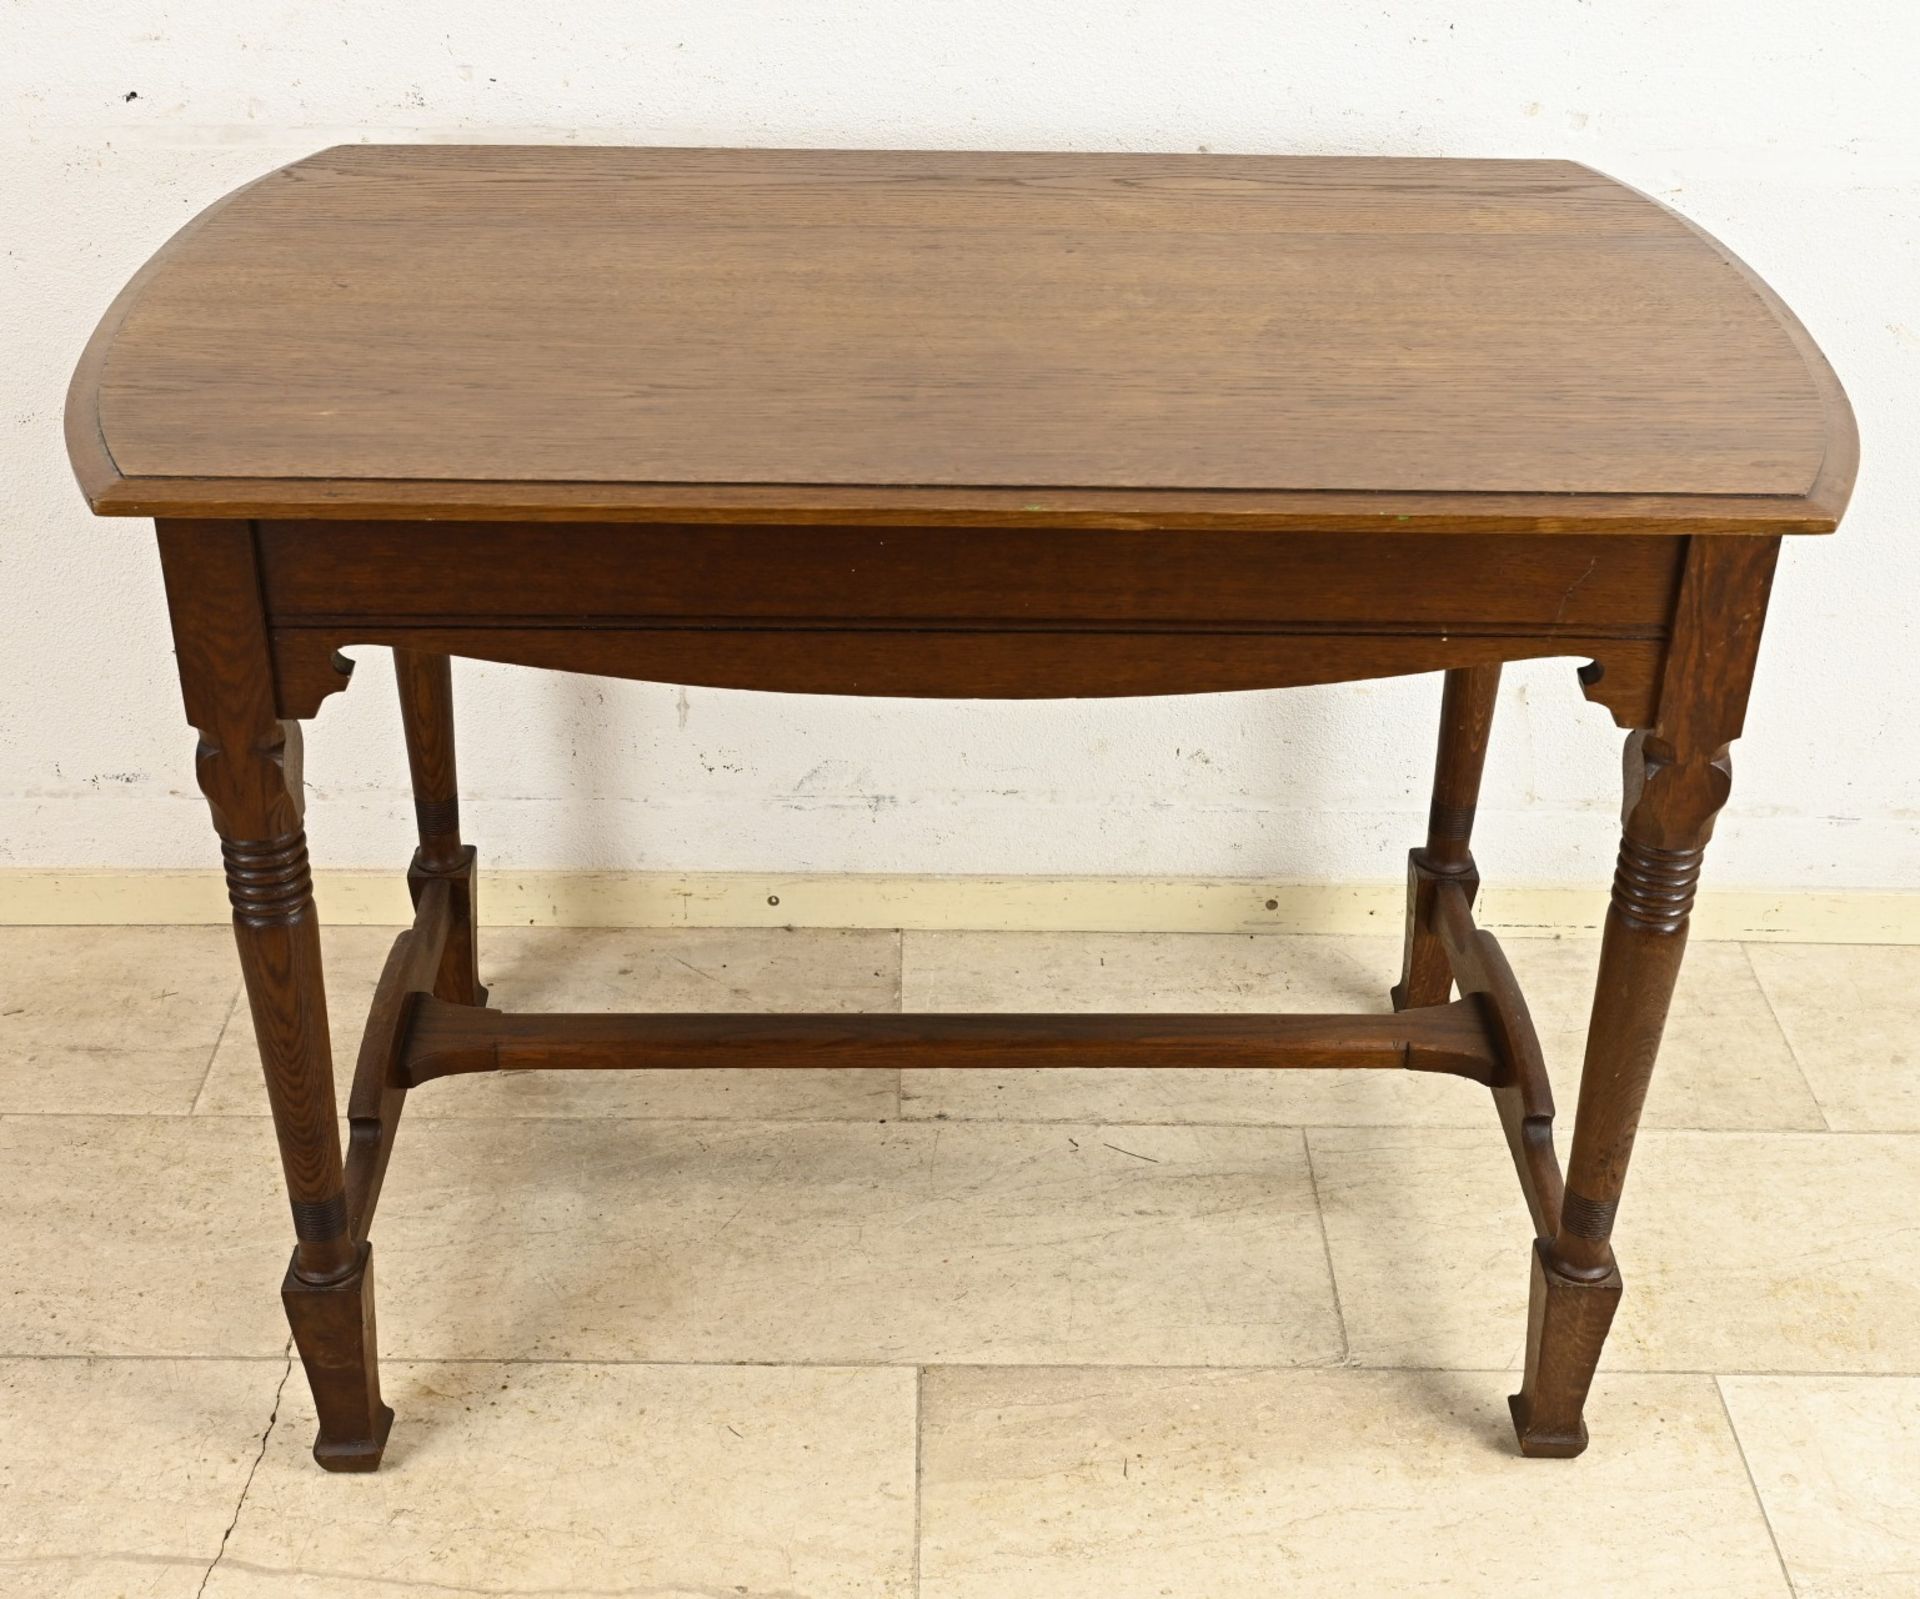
912, 1364, 924, 1598
9, 1352, 1920, 1381
897, 928, 917, 1015
892, 928, 907, 1122
393, 1360, 1920, 1379
1714, 1373, 1799, 1596
1740, 940, 1836, 1133
187, 987, 244, 1117
1300, 1129, 1351, 1367
0, 1352, 302, 1364
10, 1106, 1916, 1137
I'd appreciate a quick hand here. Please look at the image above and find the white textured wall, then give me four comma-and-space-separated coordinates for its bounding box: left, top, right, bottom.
3, 3, 1915, 891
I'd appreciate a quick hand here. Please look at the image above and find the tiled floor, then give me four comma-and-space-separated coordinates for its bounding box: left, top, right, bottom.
2, 925, 1915, 1597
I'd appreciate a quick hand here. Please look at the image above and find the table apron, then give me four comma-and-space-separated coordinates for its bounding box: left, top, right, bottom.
253, 520, 1684, 719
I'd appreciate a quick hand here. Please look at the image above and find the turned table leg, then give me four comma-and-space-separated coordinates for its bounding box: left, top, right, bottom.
1394, 663, 1501, 1011
1511, 536, 1778, 1456
394, 648, 485, 1005
158, 519, 392, 1471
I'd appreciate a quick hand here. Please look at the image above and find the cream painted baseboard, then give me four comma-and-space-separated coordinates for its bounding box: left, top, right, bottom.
0, 869, 1915, 943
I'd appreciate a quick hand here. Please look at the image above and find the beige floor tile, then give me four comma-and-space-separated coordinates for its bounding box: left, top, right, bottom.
1311, 1125, 1920, 1372
0, 1356, 283, 1599
898, 931, 1816, 1131
370, 1117, 1339, 1365
1720, 1375, 1920, 1599
192, 925, 395, 1117
1746, 943, 1920, 1131
0, 1117, 291, 1356
197, 924, 899, 1120
1308, 1124, 1538, 1370
919, 1367, 1790, 1598
1516, 938, 1821, 1131
0, 927, 239, 1116
205, 1362, 915, 1598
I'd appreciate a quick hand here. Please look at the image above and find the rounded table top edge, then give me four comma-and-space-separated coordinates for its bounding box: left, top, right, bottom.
67, 146, 1858, 535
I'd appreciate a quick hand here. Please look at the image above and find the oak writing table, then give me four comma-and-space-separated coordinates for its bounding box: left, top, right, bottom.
66, 147, 1856, 1469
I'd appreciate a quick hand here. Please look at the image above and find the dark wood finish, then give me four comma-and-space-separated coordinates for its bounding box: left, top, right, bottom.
1393, 663, 1502, 1012
282, 1244, 392, 1473
153, 521, 353, 1283
153, 517, 389, 1468
344, 878, 450, 1244
401, 996, 1501, 1087
259, 521, 1676, 718
1511, 534, 1781, 1456
70, 148, 1852, 531
393, 649, 485, 1007
278, 622, 1665, 726
258, 523, 1687, 626
1430, 879, 1563, 1241
76, 148, 1854, 1469
1514, 1240, 1621, 1461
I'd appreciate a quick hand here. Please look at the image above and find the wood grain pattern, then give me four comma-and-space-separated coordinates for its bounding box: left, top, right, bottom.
70, 146, 1855, 531
393, 649, 485, 1007
95, 147, 1852, 1469
1511, 533, 1782, 1458
253, 518, 1676, 725
1392, 663, 1502, 1013
255, 522, 1685, 628
154, 520, 355, 1283
271, 623, 1667, 724
343, 880, 450, 1245
157, 516, 389, 1467
401, 999, 1503, 1086
1429, 877, 1563, 1242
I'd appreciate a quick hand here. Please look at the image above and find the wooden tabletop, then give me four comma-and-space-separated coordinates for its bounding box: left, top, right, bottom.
68, 146, 1854, 531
